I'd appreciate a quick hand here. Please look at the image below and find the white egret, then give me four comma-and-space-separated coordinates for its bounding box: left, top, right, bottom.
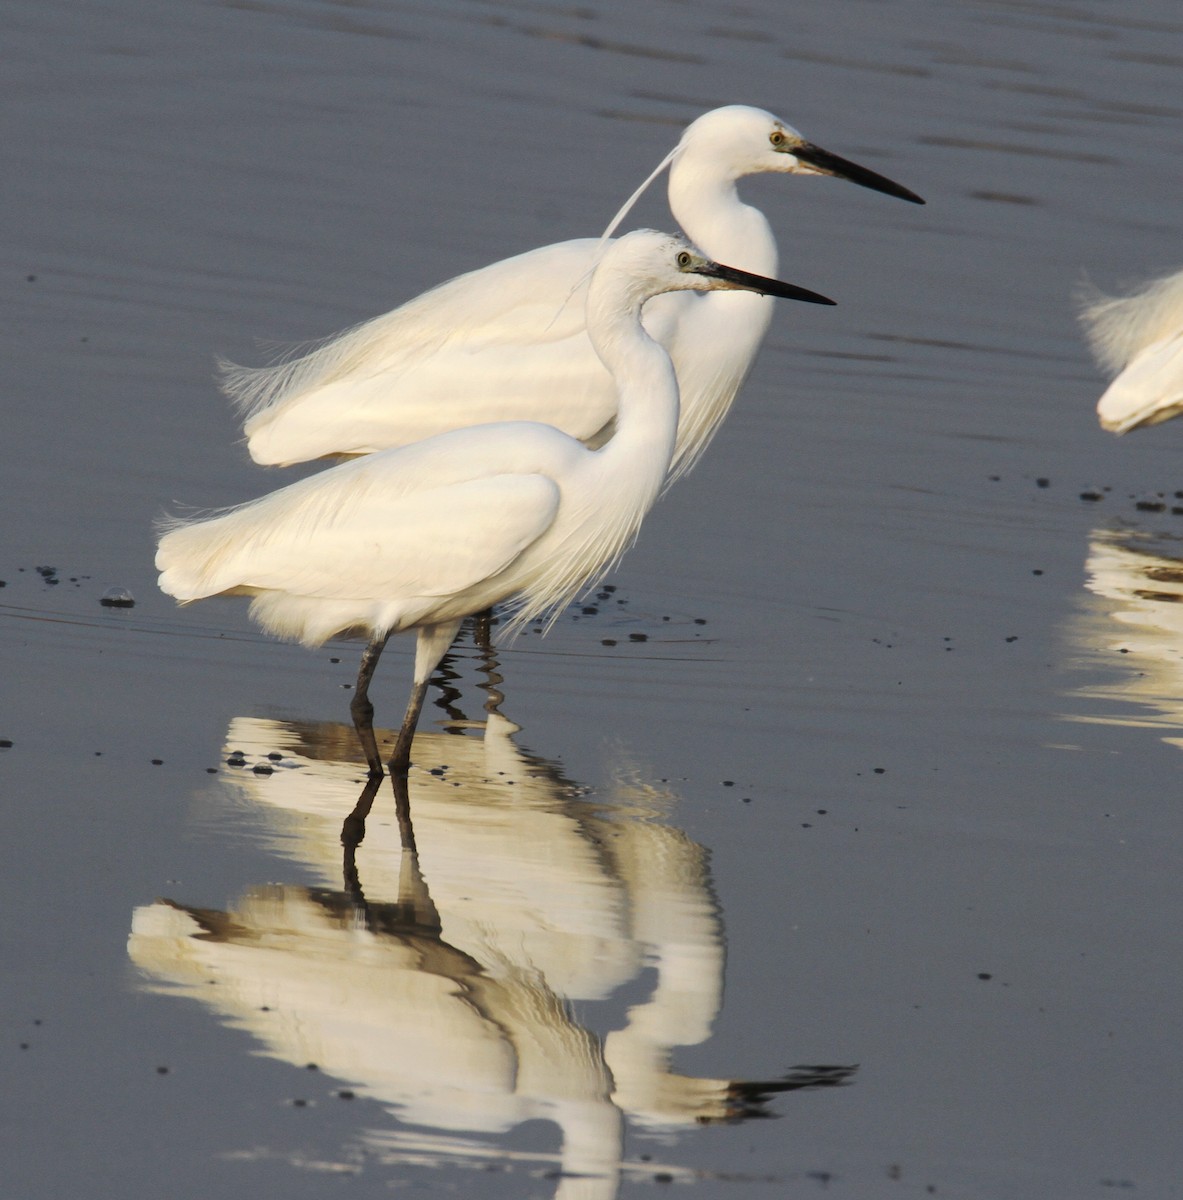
224, 105, 920, 478
1080, 267, 1183, 433
158, 230, 834, 777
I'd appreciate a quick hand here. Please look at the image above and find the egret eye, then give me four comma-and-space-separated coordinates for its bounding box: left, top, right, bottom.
769, 129, 787, 148
676, 251, 693, 269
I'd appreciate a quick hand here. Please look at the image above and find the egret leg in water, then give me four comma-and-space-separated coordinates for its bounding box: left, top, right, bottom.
157, 231, 835, 778
348, 632, 388, 775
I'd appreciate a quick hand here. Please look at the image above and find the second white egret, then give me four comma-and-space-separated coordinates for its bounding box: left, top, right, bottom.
225, 105, 920, 478
159, 231, 835, 778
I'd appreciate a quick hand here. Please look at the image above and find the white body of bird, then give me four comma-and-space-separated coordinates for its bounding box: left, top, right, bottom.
158, 230, 834, 775
1080, 267, 1183, 433
225, 105, 920, 479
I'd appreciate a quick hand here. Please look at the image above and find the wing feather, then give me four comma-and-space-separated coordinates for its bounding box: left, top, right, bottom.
227, 240, 609, 464
158, 426, 565, 606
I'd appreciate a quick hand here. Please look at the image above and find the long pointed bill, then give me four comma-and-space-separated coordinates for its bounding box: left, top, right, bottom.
698, 260, 836, 306
793, 141, 925, 205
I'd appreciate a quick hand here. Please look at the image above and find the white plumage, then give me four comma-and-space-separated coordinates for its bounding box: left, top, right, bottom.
224, 105, 920, 479
159, 230, 834, 777
1079, 267, 1183, 433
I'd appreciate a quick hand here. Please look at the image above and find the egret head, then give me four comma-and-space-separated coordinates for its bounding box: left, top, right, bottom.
596, 229, 836, 309
678, 105, 924, 204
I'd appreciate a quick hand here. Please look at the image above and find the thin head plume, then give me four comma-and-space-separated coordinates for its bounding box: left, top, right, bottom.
598, 140, 683, 247
550, 129, 683, 332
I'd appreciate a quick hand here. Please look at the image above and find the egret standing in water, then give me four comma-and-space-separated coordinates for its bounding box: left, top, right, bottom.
225, 105, 920, 479
1080, 267, 1183, 433
158, 231, 835, 778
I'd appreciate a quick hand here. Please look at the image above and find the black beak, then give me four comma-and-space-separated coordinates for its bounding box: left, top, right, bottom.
699, 260, 836, 306
793, 141, 925, 205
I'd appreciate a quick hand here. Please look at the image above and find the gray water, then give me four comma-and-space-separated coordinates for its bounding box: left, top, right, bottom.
3, 1, 1182, 1196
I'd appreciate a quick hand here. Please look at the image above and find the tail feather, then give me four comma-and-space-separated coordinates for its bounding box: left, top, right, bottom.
1078, 267, 1183, 375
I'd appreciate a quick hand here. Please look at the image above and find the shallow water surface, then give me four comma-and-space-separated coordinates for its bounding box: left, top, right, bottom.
3, 1, 1183, 1196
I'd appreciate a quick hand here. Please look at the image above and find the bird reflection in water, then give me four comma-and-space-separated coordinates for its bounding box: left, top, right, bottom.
128, 657, 854, 1193
1066, 528, 1183, 746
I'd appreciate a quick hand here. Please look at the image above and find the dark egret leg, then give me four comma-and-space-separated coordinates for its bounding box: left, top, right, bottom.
389, 620, 464, 776
472, 608, 494, 650
388, 681, 428, 778
350, 633, 390, 778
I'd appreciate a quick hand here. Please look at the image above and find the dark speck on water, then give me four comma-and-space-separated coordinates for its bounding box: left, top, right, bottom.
100, 587, 135, 608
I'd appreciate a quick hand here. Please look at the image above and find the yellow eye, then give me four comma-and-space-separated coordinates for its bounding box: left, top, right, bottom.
770, 129, 786, 147
676, 251, 693, 268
